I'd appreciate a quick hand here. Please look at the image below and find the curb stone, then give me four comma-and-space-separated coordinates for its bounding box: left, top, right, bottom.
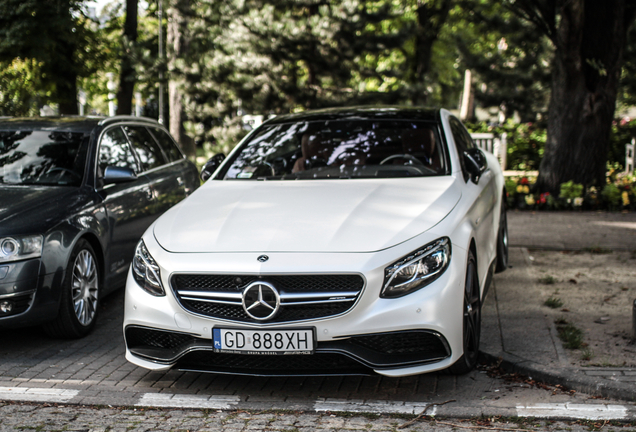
480, 351, 636, 402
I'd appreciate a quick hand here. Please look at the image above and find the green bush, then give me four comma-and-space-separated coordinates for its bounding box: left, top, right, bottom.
602, 183, 622, 209
559, 181, 584, 200
609, 119, 636, 170
465, 120, 546, 171
467, 119, 635, 173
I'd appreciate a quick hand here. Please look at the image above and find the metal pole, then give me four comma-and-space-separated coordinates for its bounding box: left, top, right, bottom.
158, 0, 165, 124
632, 299, 636, 341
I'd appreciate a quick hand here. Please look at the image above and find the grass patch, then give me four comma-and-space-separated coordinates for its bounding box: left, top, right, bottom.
580, 347, 594, 361
544, 297, 564, 309
538, 275, 557, 284
556, 320, 584, 349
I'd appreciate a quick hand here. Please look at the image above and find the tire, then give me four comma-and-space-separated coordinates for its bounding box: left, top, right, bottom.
44, 239, 100, 339
495, 199, 509, 273
447, 249, 481, 375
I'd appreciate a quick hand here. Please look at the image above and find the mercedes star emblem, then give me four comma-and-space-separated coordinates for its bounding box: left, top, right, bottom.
242, 281, 280, 321
257, 255, 269, 262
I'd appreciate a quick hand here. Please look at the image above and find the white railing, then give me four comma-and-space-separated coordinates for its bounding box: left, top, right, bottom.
626, 139, 634, 174
470, 132, 508, 170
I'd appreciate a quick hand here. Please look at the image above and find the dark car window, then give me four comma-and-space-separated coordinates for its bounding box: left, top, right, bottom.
449, 116, 475, 182
98, 127, 139, 175
449, 116, 474, 155
220, 120, 447, 180
0, 130, 88, 186
124, 125, 168, 171
148, 127, 183, 162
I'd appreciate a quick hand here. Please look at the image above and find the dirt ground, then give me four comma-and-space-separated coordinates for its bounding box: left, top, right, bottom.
527, 249, 636, 368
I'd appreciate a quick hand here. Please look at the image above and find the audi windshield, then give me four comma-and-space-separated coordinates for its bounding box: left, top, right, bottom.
0, 130, 89, 186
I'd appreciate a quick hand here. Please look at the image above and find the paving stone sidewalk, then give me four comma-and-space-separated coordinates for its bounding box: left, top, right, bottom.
0, 211, 635, 416
482, 210, 636, 401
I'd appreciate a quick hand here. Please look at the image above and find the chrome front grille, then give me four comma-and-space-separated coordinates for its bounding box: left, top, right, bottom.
171, 274, 364, 323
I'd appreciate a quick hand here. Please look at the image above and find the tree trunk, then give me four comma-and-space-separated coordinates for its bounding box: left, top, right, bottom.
167, 0, 196, 159
537, 0, 633, 193
411, 0, 452, 106
56, 70, 78, 115
55, 29, 78, 115
116, 0, 138, 115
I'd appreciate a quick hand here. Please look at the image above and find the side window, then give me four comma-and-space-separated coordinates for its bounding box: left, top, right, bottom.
124, 125, 168, 171
449, 117, 474, 182
148, 127, 184, 162
449, 117, 474, 154
98, 127, 139, 176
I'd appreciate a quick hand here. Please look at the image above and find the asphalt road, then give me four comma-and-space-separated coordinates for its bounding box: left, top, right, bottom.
2, 401, 635, 432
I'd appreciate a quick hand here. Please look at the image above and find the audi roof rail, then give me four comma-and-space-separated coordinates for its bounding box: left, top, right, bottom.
98, 115, 159, 126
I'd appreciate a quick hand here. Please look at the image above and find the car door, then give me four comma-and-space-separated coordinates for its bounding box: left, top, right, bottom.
122, 125, 186, 220
96, 126, 155, 290
147, 126, 199, 197
448, 116, 497, 283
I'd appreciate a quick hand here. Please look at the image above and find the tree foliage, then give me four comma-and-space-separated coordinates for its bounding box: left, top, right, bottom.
0, 58, 48, 116
0, 0, 107, 113
2, 0, 636, 180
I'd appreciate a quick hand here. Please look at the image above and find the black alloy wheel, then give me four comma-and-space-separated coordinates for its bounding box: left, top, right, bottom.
448, 249, 481, 375
495, 197, 509, 273
44, 239, 101, 339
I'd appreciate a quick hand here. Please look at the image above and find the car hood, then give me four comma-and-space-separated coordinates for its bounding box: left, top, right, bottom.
0, 186, 87, 235
153, 178, 461, 254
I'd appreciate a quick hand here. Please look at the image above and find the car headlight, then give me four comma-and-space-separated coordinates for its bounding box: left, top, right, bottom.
381, 237, 451, 298
132, 240, 165, 296
0, 235, 43, 263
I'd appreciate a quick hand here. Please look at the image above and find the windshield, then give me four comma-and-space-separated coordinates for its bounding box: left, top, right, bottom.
221, 119, 447, 180
0, 130, 89, 186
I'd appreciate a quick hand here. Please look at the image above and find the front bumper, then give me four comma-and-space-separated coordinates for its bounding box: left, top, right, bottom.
123, 233, 468, 377
0, 259, 61, 328
125, 325, 451, 376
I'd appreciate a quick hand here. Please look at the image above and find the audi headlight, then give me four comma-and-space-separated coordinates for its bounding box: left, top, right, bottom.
0, 235, 43, 263
381, 237, 451, 298
132, 240, 165, 296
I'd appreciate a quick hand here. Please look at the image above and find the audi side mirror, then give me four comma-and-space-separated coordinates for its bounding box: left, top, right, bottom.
104, 166, 137, 185
463, 148, 487, 184
200, 153, 226, 182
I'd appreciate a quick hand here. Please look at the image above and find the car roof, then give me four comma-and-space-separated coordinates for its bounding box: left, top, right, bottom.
264, 106, 441, 125
0, 116, 160, 133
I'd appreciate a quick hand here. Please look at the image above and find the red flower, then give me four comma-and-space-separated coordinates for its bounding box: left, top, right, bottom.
520, 177, 529, 185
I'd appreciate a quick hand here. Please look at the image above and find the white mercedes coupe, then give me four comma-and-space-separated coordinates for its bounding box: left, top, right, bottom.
123, 106, 508, 377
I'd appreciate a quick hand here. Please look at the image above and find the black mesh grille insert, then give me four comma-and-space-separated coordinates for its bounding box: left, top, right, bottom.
125, 326, 195, 356
172, 274, 364, 293
177, 350, 371, 376
348, 331, 448, 357
171, 274, 364, 323
181, 300, 354, 323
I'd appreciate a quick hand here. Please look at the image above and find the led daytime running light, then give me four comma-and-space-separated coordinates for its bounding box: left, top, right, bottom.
382, 237, 451, 298
132, 240, 165, 296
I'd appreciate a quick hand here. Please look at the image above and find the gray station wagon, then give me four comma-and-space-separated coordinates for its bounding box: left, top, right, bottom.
0, 116, 199, 338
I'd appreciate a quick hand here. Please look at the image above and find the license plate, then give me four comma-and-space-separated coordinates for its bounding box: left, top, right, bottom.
213, 328, 314, 355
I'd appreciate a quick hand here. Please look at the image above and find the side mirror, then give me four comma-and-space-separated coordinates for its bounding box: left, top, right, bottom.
104, 166, 137, 185
463, 148, 488, 184
200, 153, 226, 181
